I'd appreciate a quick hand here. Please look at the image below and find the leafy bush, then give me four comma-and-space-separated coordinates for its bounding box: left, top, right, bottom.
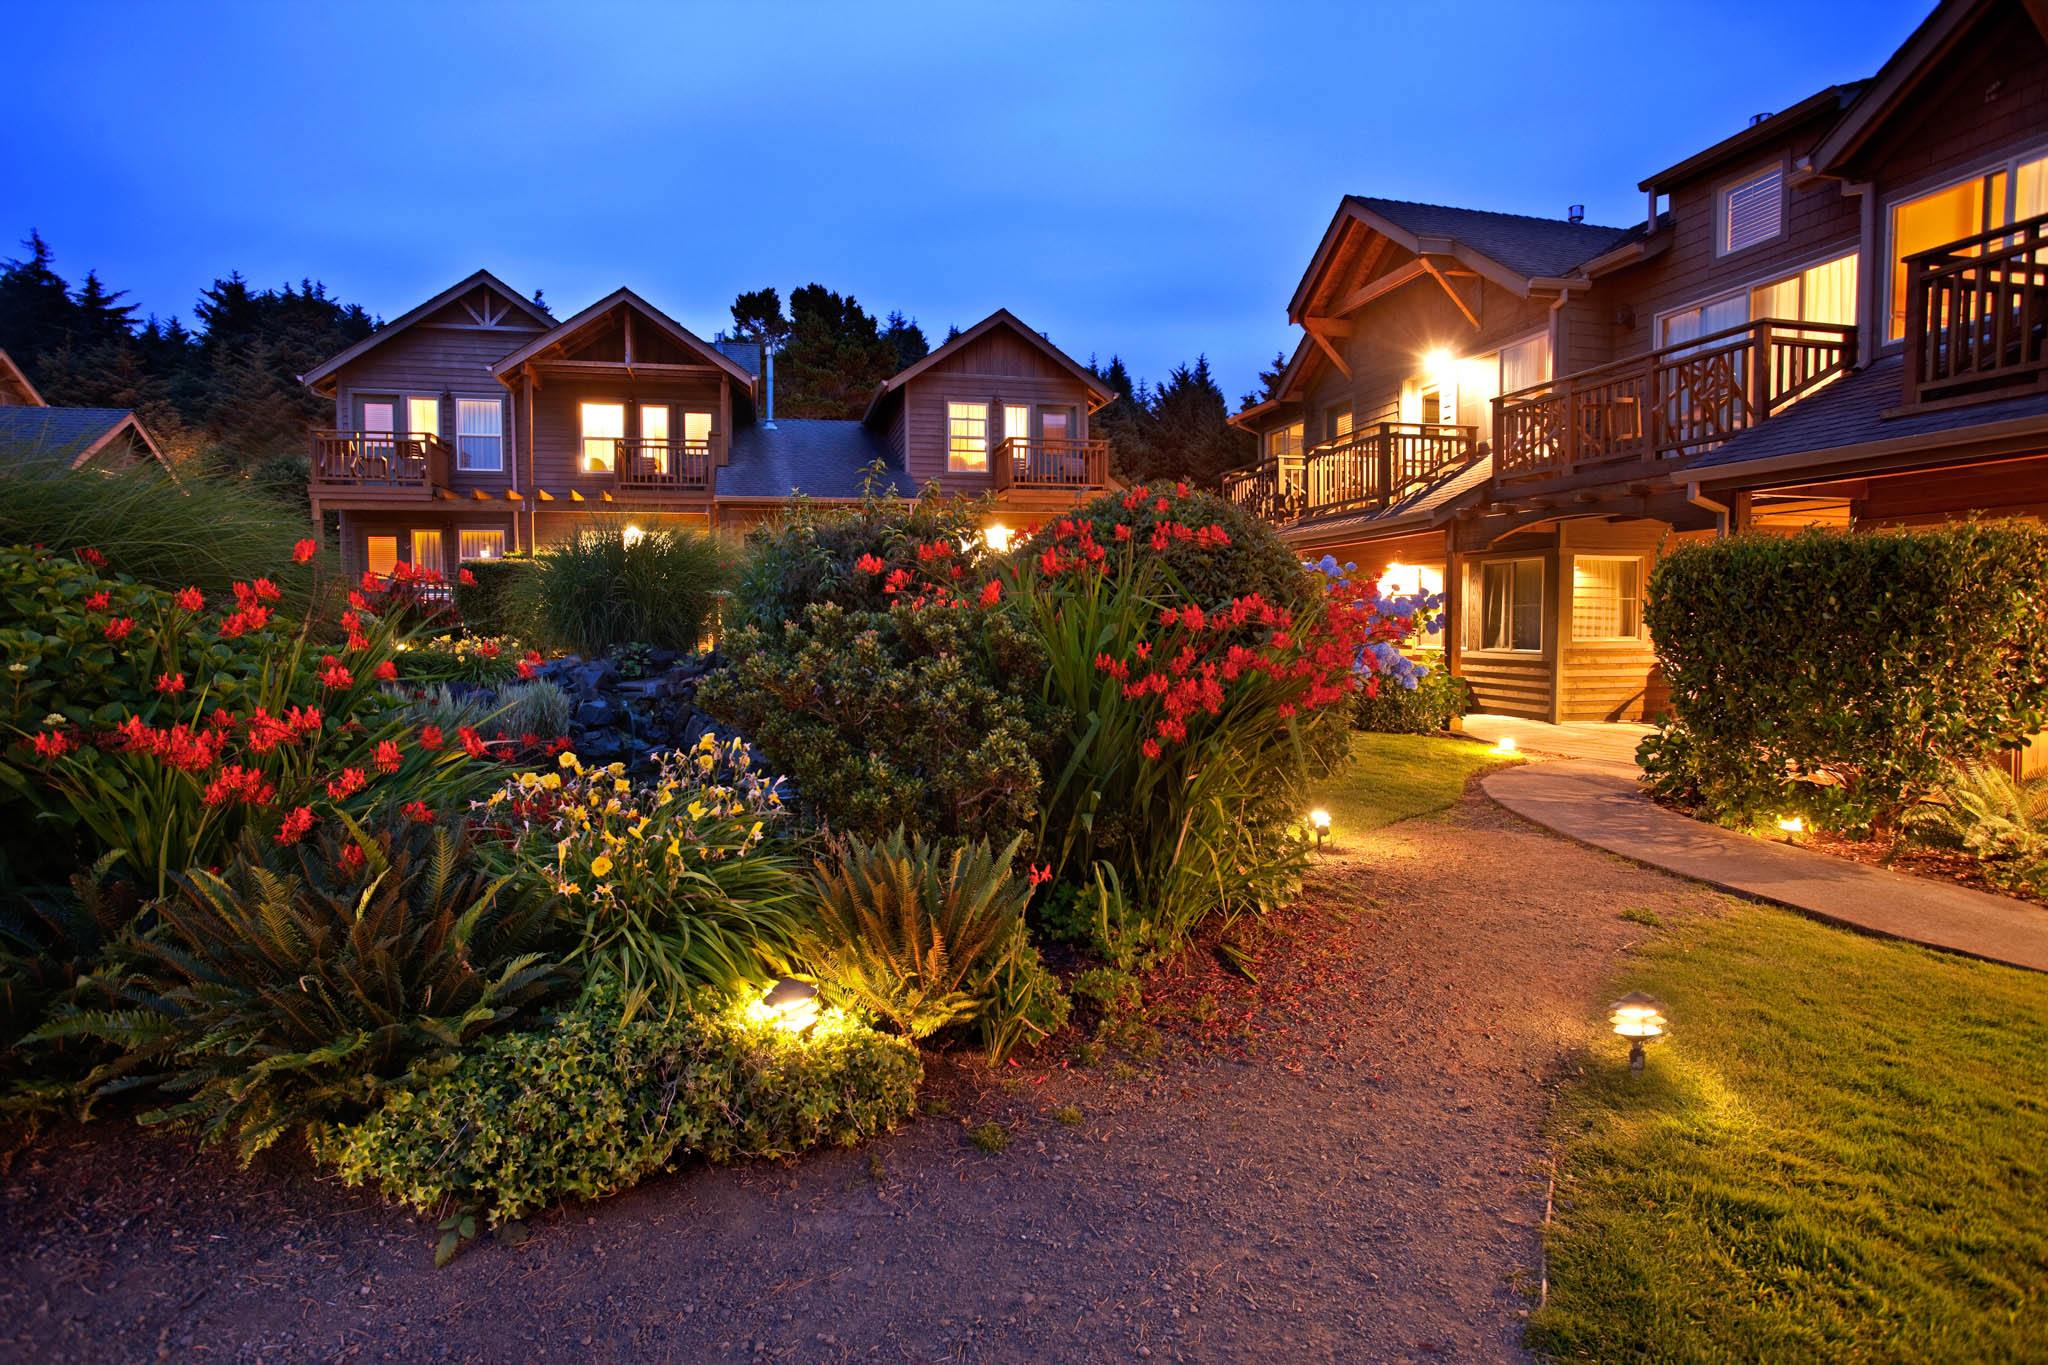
0, 462, 324, 609
44, 817, 567, 1157
1353, 666, 1470, 734
1903, 765, 2048, 894
396, 634, 533, 686
0, 857, 139, 1107
1640, 524, 2048, 832
1013, 495, 1420, 966
0, 546, 494, 894
804, 829, 1065, 1057
510, 527, 727, 656
320, 982, 921, 1235
1058, 482, 1320, 622
452, 557, 536, 638
701, 492, 1045, 841
487, 737, 805, 1013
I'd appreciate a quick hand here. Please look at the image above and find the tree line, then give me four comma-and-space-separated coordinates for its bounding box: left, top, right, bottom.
0, 231, 1264, 499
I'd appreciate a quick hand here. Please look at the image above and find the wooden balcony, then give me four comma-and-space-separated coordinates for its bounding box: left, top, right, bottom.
1903, 210, 2048, 408
309, 430, 451, 498
610, 437, 715, 497
1493, 318, 1856, 489
992, 436, 1111, 492
1221, 422, 1477, 526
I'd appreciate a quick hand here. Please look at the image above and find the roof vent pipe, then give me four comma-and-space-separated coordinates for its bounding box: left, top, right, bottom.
1750, 112, 1771, 126
1567, 204, 1585, 223
761, 345, 776, 430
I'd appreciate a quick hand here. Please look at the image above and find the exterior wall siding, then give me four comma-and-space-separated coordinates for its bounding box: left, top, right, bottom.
901, 328, 1098, 491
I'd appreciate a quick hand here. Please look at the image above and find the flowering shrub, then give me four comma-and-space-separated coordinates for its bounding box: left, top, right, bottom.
703, 491, 1046, 841
396, 634, 537, 686
0, 546, 492, 893
1012, 486, 1425, 965
483, 735, 806, 1012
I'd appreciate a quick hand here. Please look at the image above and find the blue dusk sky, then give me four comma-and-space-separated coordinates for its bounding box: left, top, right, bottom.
6, 0, 1927, 401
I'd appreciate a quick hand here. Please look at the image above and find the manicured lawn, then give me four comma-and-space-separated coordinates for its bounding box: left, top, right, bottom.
1533, 906, 2048, 1361
1307, 731, 1508, 838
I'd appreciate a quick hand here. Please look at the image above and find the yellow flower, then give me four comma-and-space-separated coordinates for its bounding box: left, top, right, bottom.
613, 778, 631, 793
697, 754, 715, 773
590, 854, 614, 878
697, 733, 717, 752
542, 773, 562, 790
687, 799, 707, 820
558, 751, 581, 770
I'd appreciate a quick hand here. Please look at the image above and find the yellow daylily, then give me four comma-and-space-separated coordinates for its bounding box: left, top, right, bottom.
590, 854, 614, 878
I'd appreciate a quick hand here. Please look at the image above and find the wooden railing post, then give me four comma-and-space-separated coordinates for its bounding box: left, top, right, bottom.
1376, 424, 1394, 508
1750, 322, 1772, 421
1559, 376, 1578, 477
1903, 257, 1930, 407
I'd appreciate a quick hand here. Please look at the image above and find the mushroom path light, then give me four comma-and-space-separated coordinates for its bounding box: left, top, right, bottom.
1308, 808, 1331, 848
1608, 991, 1668, 1073
756, 977, 821, 1033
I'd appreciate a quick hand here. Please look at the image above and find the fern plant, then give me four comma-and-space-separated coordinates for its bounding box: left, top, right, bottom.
1904, 764, 2048, 893
41, 815, 570, 1158
2, 856, 142, 1111
804, 830, 1049, 1044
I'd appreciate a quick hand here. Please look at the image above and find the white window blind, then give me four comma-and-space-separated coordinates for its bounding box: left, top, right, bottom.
407, 396, 440, 438
459, 529, 506, 561
1572, 557, 1642, 640
456, 399, 502, 471
1723, 167, 1785, 253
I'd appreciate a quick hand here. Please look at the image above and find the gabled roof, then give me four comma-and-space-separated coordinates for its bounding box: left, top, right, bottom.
1812, 0, 2036, 176
1637, 83, 1866, 193
0, 349, 46, 406
301, 269, 551, 391
860, 309, 1114, 424
0, 407, 165, 469
487, 287, 757, 388
1230, 336, 1319, 425
718, 419, 911, 500
1289, 197, 1633, 321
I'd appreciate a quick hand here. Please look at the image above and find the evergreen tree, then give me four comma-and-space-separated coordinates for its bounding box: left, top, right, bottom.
0, 231, 75, 362
881, 310, 929, 370
725, 287, 792, 350
775, 284, 900, 419
1241, 349, 1290, 410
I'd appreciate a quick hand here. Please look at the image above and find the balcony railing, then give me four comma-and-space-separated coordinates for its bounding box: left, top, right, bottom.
1493, 318, 1856, 485
611, 437, 715, 494
992, 436, 1110, 491
1904, 210, 2048, 407
309, 430, 451, 492
1221, 422, 1476, 525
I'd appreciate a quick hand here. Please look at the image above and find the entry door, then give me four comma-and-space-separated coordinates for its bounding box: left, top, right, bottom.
1040, 408, 1076, 478
356, 398, 397, 479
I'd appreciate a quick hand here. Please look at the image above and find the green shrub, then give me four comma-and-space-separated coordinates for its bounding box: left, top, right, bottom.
488, 738, 806, 1014
701, 490, 1045, 841
1056, 482, 1321, 622
44, 817, 568, 1157
804, 830, 1066, 1058
1352, 666, 1470, 734
1903, 765, 2048, 894
319, 983, 921, 1231
0, 857, 139, 1108
511, 527, 727, 656
395, 634, 527, 686
0, 462, 325, 609
1641, 524, 2048, 832
452, 558, 536, 638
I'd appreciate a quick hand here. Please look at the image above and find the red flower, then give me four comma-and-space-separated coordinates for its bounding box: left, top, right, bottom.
155, 671, 186, 694
457, 726, 488, 758
419, 725, 444, 751
84, 590, 111, 610
459, 568, 478, 587
245, 708, 296, 753
275, 805, 316, 846
516, 658, 537, 680
373, 739, 402, 774
883, 568, 913, 595
978, 579, 1002, 608
1141, 738, 1163, 760
325, 767, 369, 800
1175, 481, 1190, 497
77, 547, 107, 567
477, 641, 501, 659
373, 659, 399, 682
252, 578, 281, 603
292, 538, 318, 563
203, 764, 275, 808
174, 586, 204, 611
338, 843, 367, 875
286, 705, 323, 735
401, 800, 435, 824
30, 729, 73, 760
318, 657, 354, 689
102, 617, 134, 642
854, 553, 886, 574
1027, 863, 1052, 887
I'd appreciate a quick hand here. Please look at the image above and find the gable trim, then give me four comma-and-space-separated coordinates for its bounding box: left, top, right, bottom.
0, 349, 46, 406
301, 270, 550, 391
486, 287, 755, 387
859, 309, 1114, 423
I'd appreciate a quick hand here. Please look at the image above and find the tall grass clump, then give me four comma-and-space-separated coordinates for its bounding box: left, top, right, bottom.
510, 525, 728, 656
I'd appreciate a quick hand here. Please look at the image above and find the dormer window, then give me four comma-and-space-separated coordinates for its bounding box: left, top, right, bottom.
1719, 165, 1785, 255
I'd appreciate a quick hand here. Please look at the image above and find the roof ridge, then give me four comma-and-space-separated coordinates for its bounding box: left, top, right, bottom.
1351, 194, 1630, 233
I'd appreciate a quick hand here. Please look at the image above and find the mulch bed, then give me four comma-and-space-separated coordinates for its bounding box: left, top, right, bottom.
1798, 828, 2047, 908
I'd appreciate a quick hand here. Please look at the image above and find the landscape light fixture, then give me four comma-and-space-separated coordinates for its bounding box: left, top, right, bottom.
759, 976, 821, 1034
622, 523, 646, 549
1775, 814, 1805, 839
1608, 992, 1669, 1073
1490, 735, 1518, 756
1308, 808, 1331, 848
983, 522, 1014, 554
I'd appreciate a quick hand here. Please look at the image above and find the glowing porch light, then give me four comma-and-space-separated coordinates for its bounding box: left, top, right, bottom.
622, 523, 646, 549
757, 977, 821, 1033
982, 522, 1014, 554
1608, 991, 1669, 1073
1423, 347, 1457, 386
1308, 808, 1331, 847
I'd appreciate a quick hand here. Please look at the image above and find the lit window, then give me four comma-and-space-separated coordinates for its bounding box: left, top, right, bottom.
1660, 251, 1857, 349
947, 402, 987, 473
365, 535, 398, 577
1572, 557, 1643, 640
1720, 166, 1785, 254
409, 530, 445, 578
682, 411, 713, 446
1266, 422, 1304, 460
407, 396, 440, 439
1887, 152, 2048, 338
1004, 404, 1030, 448
1499, 333, 1551, 395
581, 402, 625, 472
640, 404, 669, 444
1326, 405, 1353, 443
1380, 562, 1447, 650
1470, 558, 1542, 652
456, 398, 501, 471
459, 529, 507, 561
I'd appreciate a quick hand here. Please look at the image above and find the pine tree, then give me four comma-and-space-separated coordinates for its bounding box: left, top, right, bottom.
775, 285, 900, 419
726, 287, 792, 350
881, 310, 929, 370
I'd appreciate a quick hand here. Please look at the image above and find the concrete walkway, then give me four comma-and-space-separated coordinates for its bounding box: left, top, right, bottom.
1459, 713, 1652, 767
1485, 759, 2048, 974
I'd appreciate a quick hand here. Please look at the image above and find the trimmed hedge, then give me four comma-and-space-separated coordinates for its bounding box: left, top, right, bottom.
452, 557, 536, 638
1353, 665, 1471, 734
319, 986, 921, 1227
1639, 523, 2048, 831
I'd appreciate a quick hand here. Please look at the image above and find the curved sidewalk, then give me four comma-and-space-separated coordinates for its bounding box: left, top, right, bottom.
1484, 760, 2048, 973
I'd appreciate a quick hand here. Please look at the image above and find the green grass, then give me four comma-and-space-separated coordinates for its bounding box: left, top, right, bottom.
1533, 906, 2048, 1361
1306, 732, 1508, 840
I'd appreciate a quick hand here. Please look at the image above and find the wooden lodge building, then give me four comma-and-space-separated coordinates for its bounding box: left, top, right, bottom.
301, 281, 1115, 578
1224, 0, 2048, 723
0, 349, 166, 471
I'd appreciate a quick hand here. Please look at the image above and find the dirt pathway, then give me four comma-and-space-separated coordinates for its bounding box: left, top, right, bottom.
2, 790, 1726, 1363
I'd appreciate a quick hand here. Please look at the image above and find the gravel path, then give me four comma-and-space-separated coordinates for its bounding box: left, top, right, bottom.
2, 787, 1726, 1362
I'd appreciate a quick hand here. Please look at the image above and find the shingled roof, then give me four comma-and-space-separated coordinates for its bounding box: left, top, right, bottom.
0, 407, 161, 469
1282, 452, 1494, 543
1346, 198, 1637, 280
719, 419, 911, 500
